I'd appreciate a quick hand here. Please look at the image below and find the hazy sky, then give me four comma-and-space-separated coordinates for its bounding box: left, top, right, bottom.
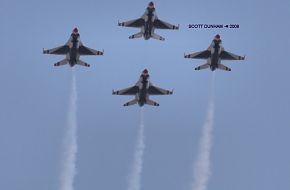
1, 0, 290, 190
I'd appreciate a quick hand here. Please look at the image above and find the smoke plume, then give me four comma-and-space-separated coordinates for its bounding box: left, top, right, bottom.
60, 70, 78, 190
127, 108, 145, 190
191, 73, 216, 190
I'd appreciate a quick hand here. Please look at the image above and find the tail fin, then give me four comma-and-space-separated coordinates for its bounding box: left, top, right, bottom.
151, 33, 165, 41
146, 99, 159, 106
129, 32, 143, 39
124, 99, 138, 106
54, 59, 68, 66
217, 63, 231, 71
77, 59, 90, 67
195, 63, 210, 70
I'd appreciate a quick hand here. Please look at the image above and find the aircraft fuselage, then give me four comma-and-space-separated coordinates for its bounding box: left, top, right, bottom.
68, 34, 80, 67
143, 8, 155, 40
138, 75, 149, 106
210, 42, 221, 71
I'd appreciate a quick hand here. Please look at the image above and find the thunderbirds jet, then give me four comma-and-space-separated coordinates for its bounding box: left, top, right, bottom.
118, 2, 179, 41
43, 28, 103, 67
112, 69, 173, 107
184, 35, 245, 71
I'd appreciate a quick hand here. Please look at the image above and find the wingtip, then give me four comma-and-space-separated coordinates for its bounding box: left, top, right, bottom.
112, 90, 118, 95
173, 24, 179, 30
118, 20, 123, 26
184, 53, 190, 58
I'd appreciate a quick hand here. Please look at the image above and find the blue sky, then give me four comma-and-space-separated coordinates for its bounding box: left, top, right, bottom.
0, 0, 290, 190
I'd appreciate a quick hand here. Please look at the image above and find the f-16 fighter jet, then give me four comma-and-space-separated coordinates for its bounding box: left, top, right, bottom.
43, 28, 103, 67
112, 69, 173, 107
184, 35, 245, 71
118, 2, 179, 41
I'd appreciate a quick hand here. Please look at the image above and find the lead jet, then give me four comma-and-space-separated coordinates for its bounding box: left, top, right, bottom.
43, 28, 103, 67
118, 2, 179, 41
184, 35, 245, 71
112, 69, 173, 107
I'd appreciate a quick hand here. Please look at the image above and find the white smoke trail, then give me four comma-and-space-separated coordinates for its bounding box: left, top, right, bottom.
127, 108, 145, 190
191, 72, 216, 190
60, 70, 78, 190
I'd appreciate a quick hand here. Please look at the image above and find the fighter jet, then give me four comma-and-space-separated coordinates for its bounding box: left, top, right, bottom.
43, 28, 103, 67
118, 2, 179, 41
112, 69, 173, 107
184, 35, 245, 71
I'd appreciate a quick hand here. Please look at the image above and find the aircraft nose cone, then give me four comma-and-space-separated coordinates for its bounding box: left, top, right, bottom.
143, 69, 149, 74
73, 27, 78, 33
148, 1, 154, 8
215, 34, 220, 39
214, 34, 221, 43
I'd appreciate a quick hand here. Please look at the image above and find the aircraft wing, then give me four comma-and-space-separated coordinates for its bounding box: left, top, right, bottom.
112, 86, 139, 95
153, 19, 179, 29
184, 50, 211, 59
220, 50, 245, 60
118, 18, 145, 28
148, 84, 173, 95
79, 45, 103, 55
43, 45, 69, 55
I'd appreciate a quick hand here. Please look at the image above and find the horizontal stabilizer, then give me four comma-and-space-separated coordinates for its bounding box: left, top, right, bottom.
217, 63, 231, 71
124, 99, 138, 106
195, 63, 210, 70
151, 33, 165, 41
54, 59, 68, 67
77, 60, 90, 67
146, 99, 159, 106
129, 32, 143, 39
